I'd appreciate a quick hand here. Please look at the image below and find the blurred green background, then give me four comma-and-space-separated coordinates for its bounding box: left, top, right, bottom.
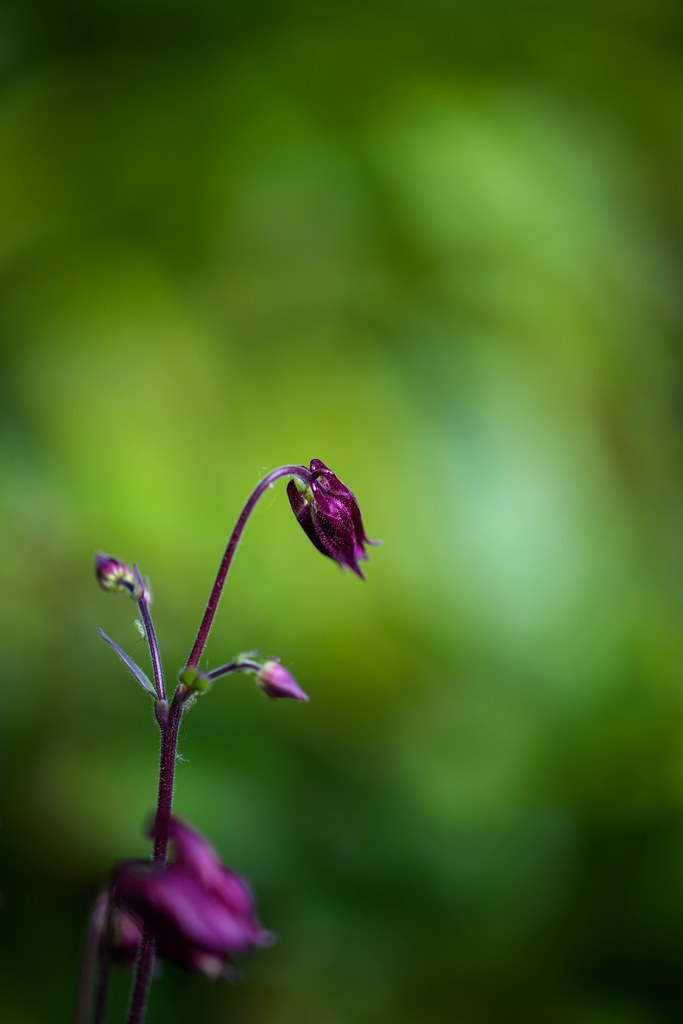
2, 1, 683, 1022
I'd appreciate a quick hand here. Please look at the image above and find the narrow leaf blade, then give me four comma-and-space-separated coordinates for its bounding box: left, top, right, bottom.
98, 628, 157, 698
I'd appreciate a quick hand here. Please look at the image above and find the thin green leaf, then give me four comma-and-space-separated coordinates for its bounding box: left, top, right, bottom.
99, 628, 157, 698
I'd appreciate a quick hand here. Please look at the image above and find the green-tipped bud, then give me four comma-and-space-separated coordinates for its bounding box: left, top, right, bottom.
95, 552, 136, 595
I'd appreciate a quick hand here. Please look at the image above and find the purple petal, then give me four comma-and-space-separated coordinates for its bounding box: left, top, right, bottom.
286, 478, 307, 518
167, 819, 225, 887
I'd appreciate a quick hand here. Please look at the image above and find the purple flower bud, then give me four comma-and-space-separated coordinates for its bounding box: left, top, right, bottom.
256, 660, 309, 702
114, 818, 273, 979
287, 460, 378, 579
95, 553, 136, 595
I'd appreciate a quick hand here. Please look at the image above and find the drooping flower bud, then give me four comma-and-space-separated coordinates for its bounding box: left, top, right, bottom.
287, 459, 378, 579
256, 659, 309, 702
95, 553, 136, 595
113, 818, 273, 979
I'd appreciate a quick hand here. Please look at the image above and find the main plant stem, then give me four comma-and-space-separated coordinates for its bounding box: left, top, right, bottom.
185, 465, 310, 670
124, 465, 310, 1022
125, 694, 184, 1024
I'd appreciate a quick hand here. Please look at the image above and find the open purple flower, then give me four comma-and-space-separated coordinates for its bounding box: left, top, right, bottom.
287, 459, 378, 579
114, 818, 273, 979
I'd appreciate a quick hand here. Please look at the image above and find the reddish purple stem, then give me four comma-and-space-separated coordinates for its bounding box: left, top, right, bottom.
125, 691, 185, 1024
126, 465, 311, 1023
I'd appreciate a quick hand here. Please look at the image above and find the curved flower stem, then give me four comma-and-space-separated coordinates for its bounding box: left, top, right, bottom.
185, 465, 311, 671
207, 658, 262, 681
126, 463, 313, 1021
125, 691, 186, 1024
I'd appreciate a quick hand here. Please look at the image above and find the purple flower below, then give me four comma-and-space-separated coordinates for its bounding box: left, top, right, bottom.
114, 818, 273, 979
287, 459, 378, 579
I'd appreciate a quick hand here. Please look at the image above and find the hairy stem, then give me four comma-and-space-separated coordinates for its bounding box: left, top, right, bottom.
125, 692, 185, 1024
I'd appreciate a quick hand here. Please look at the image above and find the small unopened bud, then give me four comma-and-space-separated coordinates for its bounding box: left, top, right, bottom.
178, 667, 212, 695
256, 660, 309, 702
95, 552, 135, 595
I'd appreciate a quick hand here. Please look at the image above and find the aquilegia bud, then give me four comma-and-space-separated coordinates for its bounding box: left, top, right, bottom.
256, 660, 309, 702
287, 459, 378, 579
95, 553, 136, 595
113, 818, 272, 979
